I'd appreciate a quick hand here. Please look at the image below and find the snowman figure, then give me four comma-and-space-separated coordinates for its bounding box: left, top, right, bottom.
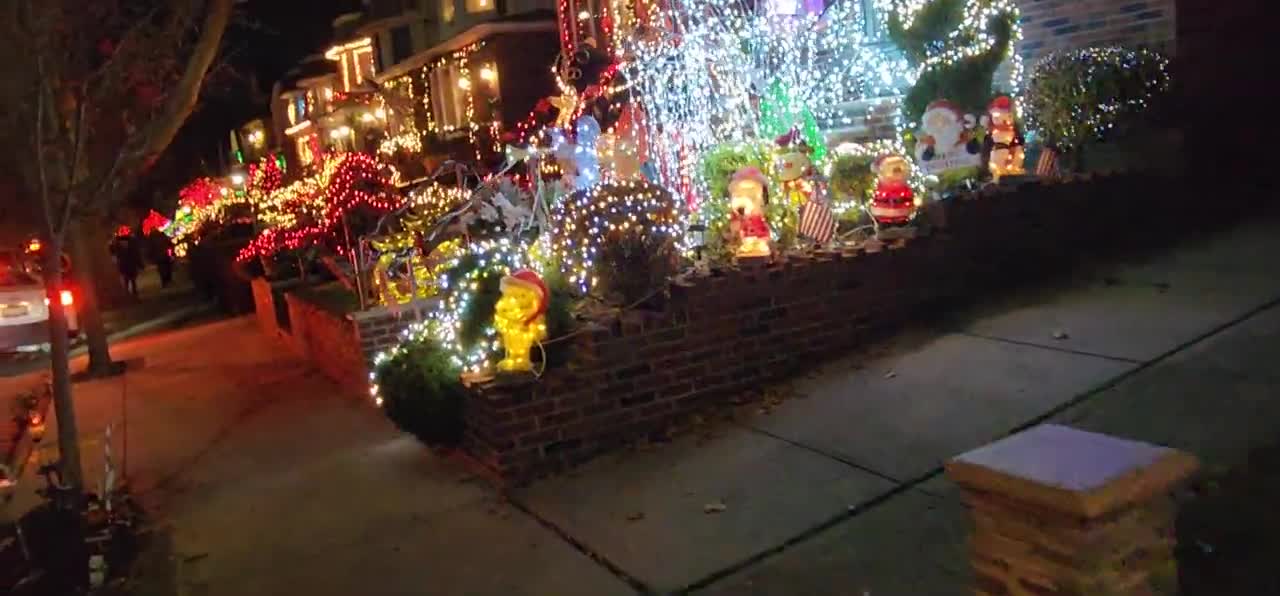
984, 95, 1027, 182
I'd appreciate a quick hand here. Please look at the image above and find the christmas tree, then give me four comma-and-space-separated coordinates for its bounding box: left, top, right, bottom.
887, 0, 1019, 125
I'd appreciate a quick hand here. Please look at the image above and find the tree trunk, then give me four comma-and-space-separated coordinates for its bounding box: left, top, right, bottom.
69, 219, 118, 376
44, 244, 85, 496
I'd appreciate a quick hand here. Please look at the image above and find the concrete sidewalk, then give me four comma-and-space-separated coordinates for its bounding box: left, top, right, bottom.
3, 211, 1278, 596
513, 210, 1280, 595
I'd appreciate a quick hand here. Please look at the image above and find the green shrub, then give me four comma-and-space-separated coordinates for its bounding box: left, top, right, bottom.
1024, 46, 1171, 155
552, 181, 680, 304
888, 0, 1017, 124
829, 152, 877, 203
374, 337, 467, 446
597, 228, 678, 307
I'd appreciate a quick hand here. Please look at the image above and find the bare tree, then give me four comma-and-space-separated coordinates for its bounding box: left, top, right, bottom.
0, 0, 233, 496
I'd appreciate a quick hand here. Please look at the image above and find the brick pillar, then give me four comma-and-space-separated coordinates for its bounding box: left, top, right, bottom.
946, 424, 1199, 596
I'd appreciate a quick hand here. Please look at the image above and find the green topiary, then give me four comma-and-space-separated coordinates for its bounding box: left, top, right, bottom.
1023, 46, 1171, 158
829, 152, 877, 203
887, 0, 1017, 124
374, 336, 467, 446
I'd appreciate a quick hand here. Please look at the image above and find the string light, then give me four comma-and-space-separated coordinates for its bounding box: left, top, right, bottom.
1023, 46, 1170, 152
622, 1, 889, 208
368, 237, 538, 406
236, 152, 403, 262
549, 179, 680, 293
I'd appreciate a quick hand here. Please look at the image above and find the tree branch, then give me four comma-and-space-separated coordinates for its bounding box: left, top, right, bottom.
34, 51, 57, 240
124, 0, 233, 179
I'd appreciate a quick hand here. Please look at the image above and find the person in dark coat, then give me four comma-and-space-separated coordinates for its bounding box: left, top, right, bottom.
147, 232, 175, 288
109, 231, 142, 298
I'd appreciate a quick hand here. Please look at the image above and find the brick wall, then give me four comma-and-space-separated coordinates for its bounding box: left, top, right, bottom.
465, 172, 1195, 486
350, 298, 438, 370
1017, 0, 1177, 66
270, 292, 440, 393
284, 294, 369, 395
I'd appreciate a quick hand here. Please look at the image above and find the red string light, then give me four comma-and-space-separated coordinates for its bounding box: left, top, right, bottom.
236, 152, 404, 263
179, 177, 225, 210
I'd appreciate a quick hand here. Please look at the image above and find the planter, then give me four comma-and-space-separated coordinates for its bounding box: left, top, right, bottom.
460, 172, 1197, 486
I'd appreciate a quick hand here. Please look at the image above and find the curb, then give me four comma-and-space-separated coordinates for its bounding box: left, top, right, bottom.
104, 301, 218, 343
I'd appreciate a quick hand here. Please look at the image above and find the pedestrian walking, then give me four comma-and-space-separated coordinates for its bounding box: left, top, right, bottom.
110, 230, 142, 298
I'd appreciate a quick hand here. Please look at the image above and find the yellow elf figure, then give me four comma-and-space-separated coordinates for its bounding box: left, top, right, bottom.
493, 270, 549, 373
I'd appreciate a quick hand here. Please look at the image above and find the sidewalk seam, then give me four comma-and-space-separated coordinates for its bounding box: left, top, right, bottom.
736, 423, 903, 486
678, 294, 1280, 595
955, 331, 1143, 364
504, 497, 656, 595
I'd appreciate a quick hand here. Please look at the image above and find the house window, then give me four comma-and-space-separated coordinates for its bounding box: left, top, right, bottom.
390, 25, 414, 65
296, 135, 316, 166
465, 0, 494, 14
441, 0, 455, 22
429, 63, 470, 130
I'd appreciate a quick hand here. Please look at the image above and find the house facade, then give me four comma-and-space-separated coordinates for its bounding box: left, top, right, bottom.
254, 0, 1179, 174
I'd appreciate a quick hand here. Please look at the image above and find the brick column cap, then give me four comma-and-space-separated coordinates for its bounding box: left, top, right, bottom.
945, 424, 1199, 519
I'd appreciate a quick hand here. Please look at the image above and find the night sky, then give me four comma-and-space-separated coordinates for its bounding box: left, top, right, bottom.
145, 0, 361, 212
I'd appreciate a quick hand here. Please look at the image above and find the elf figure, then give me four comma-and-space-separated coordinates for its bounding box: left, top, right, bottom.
728, 167, 772, 258
870, 154, 916, 225
984, 95, 1026, 181
494, 270, 549, 373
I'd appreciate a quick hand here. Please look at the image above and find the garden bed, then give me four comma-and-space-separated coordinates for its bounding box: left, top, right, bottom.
251, 278, 437, 395
463, 172, 1196, 486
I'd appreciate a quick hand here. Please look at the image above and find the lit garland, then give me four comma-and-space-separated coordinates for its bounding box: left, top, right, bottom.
236, 152, 404, 262
407, 183, 472, 226
1023, 46, 1170, 152
368, 238, 538, 405
549, 179, 680, 293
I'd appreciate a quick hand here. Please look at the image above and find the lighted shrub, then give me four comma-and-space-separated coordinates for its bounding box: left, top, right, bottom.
374, 337, 466, 447
551, 181, 680, 305
1024, 46, 1171, 154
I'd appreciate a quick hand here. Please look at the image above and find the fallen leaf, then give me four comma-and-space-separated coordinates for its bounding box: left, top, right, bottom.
704, 502, 727, 514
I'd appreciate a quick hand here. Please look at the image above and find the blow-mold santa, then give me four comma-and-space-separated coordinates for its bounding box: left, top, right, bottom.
870, 154, 916, 226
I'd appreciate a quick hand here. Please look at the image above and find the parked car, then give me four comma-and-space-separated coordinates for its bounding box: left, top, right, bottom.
0, 250, 79, 352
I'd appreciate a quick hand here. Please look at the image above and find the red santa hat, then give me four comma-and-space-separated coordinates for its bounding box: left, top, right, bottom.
500, 270, 549, 324
774, 128, 810, 152
988, 95, 1013, 113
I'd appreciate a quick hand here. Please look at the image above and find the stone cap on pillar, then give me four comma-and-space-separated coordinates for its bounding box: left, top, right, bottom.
946, 424, 1199, 519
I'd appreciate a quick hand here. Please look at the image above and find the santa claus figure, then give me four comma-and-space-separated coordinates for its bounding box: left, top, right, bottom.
915, 100, 981, 163
870, 154, 916, 226
984, 95, 1026, 181
728, 167, 772, 258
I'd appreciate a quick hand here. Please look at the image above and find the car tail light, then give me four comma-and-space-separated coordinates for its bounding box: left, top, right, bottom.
43, 291, 74, 307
